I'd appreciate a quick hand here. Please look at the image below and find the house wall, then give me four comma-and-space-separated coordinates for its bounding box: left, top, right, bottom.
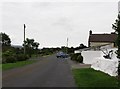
89, 42, 114, 47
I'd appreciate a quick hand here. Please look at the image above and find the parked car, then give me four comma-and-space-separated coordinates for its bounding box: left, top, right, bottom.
56, 52, 69, 58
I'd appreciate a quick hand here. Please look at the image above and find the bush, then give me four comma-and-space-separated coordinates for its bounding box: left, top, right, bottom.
118, 62, 120, 75
2, 58, 6, 64
70, 54, 74, 60
16, 54, 29, 61
77, 55, 83, 63
2, 50, 14, 57
71, 53, 83, 63
2, 49, 29, 63
115, 50, 120, 59
2, 50, 16, 63
3, 55, 16, 63
71, 53, 77, 61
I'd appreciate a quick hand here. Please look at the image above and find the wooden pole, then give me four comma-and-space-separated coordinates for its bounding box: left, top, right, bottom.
24, 24, 26, 55
66, 37, 68, 53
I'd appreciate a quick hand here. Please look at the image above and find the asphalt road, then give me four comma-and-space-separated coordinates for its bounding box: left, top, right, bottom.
2, 54, 76, 87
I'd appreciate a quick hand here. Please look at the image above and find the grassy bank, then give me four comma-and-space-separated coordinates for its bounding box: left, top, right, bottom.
2, 60, 37, 71
72, 68, 118, 89
1, 54, 52, 71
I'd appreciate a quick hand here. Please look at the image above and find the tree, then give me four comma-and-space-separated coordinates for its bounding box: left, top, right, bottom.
32, 42, 40, 50
61, 46, 67, 53
23, 38, 40, 57
75, 43, 87, 50
79, 43, 87, 49
0, 32, 11, 46
112, 14, 120, 58
24, 38, 34, 48
67, 47, 74, 54
32, 42, 40, 56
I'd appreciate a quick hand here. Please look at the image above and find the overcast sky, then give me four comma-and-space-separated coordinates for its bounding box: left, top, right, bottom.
0, 0, 119, 48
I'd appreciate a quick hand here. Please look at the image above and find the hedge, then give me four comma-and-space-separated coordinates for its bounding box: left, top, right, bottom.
2, 51, 29, 63
71, 53, 83, 63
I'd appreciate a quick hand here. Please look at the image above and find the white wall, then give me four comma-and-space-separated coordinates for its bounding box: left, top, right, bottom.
91, 58, 118, 76
74, 50, 81, 53
81, 48, 118, 64
81, 51, 102, 64
82, 48, 119, 76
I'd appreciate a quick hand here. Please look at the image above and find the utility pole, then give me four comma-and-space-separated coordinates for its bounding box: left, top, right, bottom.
66, 37, 68, 53
67, 37, 68, 47
24, 24, 26, 55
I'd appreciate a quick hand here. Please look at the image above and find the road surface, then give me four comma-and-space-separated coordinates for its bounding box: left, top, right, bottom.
2, 54, 76, 87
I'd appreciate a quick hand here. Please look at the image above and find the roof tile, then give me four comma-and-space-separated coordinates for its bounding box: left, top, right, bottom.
89, 34, 117, 42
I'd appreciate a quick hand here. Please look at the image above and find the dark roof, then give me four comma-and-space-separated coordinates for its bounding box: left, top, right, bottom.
89, 34, 117, 42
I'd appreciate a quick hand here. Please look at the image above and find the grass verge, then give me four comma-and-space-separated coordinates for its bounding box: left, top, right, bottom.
2, 60, 37, 71
72, 68, 119, 89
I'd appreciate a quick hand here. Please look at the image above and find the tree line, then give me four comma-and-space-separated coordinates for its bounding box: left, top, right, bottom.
1, 32, 41, 63
1, 32, 88, 64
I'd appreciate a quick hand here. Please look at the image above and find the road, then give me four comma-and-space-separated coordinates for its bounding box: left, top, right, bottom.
2, 54, 76, 87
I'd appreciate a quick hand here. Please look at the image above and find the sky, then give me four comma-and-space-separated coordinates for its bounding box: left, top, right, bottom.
0, 0, 119, 48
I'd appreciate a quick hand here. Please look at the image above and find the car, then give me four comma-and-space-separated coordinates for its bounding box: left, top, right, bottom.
56, 52, 69, 58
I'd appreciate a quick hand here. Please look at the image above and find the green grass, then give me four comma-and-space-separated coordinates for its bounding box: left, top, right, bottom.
2, 60, 37, 71
72, 68, 119, 89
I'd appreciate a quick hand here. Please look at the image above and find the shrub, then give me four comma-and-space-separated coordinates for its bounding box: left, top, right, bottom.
2, 58, 6, 64
118, 62, 120, 75
115, 50, 120, 59
70, 54, 74, 60
16, 54, 29, 61
2, 50, 29, 63
71, 53, 83, 63
2, 50, 14, 57
71, 53, 78, 61
77, 55, 83, 63
4, 55, 16, 63
2, 50, 16, 63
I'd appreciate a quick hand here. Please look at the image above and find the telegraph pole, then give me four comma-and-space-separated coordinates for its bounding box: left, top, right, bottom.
66, 37, 68, 53
24, 24, 26, 55
67, 37, 68, 47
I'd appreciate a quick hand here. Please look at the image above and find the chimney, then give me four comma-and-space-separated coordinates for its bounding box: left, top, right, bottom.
89, 30, 92, 35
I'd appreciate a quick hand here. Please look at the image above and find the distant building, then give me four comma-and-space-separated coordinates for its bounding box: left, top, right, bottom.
88, 30, 117, 48
11, 45, 23, 49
